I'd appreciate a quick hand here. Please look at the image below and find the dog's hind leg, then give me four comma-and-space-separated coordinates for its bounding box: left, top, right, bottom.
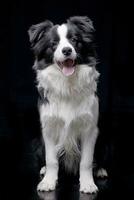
40, 166, 46, 179
96, 168, 108, 178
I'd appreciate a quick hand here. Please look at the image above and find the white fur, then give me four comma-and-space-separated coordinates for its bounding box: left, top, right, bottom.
96, 168, 108, 178
40, 166, 46, 176
54, 24, 77, 62
37, 63, 100, 193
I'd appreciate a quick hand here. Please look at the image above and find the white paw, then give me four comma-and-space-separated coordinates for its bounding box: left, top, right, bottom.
80, 180, 98, 194
37, 175, 57, 192
80, 169, 98, 194
96, 168, 108, 178
40, 166, 46, 177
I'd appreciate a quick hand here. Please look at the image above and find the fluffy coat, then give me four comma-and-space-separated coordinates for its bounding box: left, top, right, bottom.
28, 16, 100, 193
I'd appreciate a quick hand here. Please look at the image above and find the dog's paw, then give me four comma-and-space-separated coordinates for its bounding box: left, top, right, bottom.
96, 168, 108, 178
40, 166, 46, 177
37, 175, 57, 192
80, 180, 98, 194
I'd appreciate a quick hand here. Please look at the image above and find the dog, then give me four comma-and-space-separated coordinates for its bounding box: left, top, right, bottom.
28, 16, 106, 194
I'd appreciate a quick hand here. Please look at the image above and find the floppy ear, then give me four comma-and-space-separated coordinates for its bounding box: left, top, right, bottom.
68, 16, 94, 42
28, 20, 53, 48
68, 16, 94, 32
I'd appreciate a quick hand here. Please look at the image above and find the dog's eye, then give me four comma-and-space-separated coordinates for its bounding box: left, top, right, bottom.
51, 41, 57, 46
71, 37, 77, 43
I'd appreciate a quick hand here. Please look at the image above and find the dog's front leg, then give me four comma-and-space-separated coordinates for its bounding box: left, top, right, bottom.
37, 136, 58, 191
80, 127, 98, 194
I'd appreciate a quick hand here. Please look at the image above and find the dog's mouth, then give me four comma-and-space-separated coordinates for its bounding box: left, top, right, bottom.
57, 59, 76, 76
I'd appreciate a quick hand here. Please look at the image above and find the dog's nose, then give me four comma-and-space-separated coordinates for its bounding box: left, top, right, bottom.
62, 47, 72, 56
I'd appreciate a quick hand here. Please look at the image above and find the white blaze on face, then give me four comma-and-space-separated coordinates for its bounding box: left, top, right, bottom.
54, 24, 77, 76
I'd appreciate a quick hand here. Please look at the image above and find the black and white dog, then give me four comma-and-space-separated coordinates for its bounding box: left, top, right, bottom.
28, 16, 106, 193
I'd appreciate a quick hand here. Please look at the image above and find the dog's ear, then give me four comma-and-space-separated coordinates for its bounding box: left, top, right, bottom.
68, 16, 94, 33
68, 16, 94, 42
28, 20, 53, 48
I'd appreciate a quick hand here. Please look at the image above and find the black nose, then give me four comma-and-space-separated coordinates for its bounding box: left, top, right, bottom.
62, 47, 72, 56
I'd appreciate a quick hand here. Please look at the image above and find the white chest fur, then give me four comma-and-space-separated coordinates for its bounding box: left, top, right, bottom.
37, 64, 99, 144
37, 65, 99, 122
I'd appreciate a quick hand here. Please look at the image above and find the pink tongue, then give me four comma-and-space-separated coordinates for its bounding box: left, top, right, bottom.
62, 66, 75, 76
62, 59, 75, 76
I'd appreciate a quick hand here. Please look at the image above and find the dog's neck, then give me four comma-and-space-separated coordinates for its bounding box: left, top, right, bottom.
37, 64, 99, 98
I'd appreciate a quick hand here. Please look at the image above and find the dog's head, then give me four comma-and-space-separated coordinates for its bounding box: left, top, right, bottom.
28, 16, 96, 76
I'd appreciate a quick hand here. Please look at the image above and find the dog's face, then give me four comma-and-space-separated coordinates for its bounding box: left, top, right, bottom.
28, 16, 96, 76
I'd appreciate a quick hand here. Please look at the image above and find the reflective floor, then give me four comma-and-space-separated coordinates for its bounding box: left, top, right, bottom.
1, 168, 133, 200
37, 182, 107, 200
0, 166, 113, 200
0, 173, 124, 200
11, 177, 126, 200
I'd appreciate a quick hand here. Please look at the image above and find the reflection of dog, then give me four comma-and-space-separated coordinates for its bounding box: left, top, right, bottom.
28, 16, 104, 193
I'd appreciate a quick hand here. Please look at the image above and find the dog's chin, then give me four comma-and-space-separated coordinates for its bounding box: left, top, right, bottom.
56, 58, 76, 77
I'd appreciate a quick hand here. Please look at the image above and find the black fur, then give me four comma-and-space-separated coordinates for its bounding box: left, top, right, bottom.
38, 87, 49, 104
67, 16, 96, 66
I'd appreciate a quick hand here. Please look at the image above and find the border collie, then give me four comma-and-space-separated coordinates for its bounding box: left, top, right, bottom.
28, 16, 102, 193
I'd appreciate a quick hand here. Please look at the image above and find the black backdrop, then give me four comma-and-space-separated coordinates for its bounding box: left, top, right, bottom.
0, 1, 133, 200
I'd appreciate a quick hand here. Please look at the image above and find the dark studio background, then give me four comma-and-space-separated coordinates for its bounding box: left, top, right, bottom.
0, 0, 133, 200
